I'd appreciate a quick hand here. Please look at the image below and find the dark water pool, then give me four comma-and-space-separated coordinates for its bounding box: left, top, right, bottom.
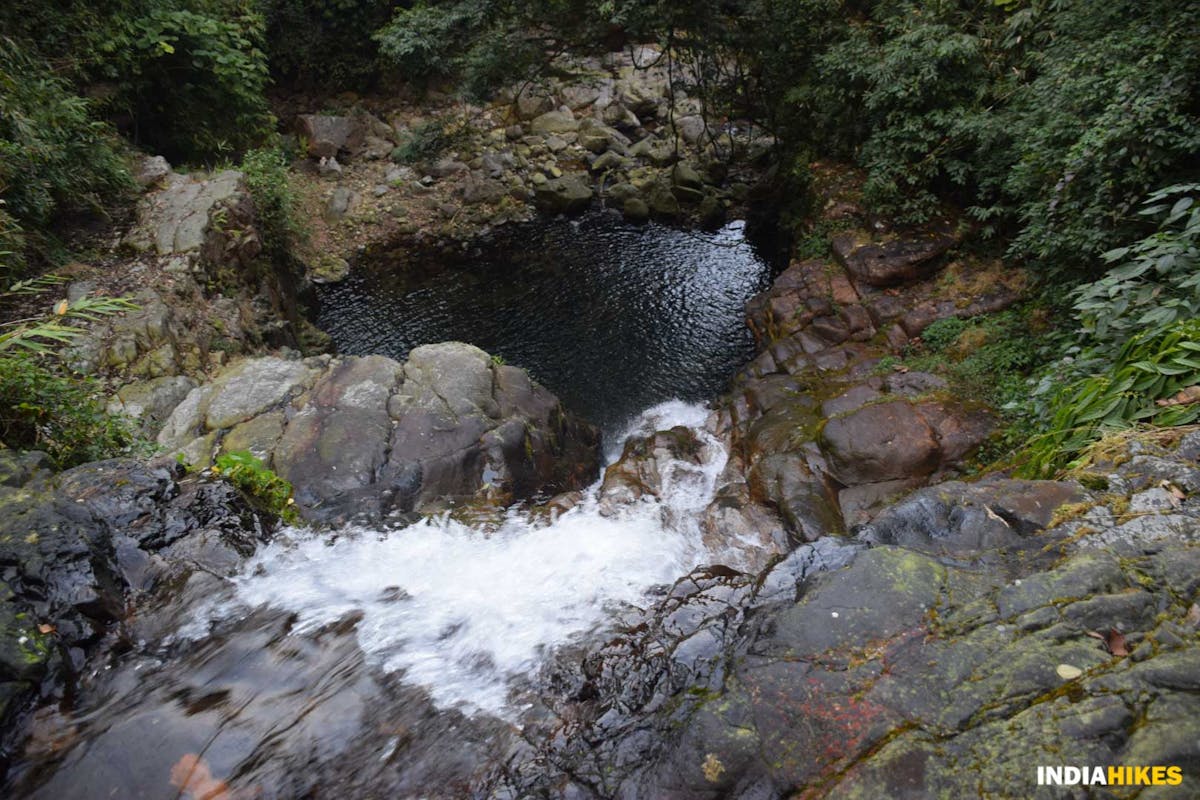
316, 211, 777, 436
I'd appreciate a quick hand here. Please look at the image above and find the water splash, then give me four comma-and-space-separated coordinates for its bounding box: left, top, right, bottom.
217, 400, 727, 716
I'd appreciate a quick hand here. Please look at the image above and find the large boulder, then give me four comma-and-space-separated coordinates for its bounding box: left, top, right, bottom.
820, 400, 941, 485
295, 114, 365, 160
159, 346, 601, 523
0, 454, 270, 726
831, 226, 957, 287
533, 176, 594, 215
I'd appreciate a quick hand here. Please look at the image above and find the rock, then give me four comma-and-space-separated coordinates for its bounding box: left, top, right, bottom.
513, 88, 556, 120
820, 400, 940, 485
675, 115, 708, 144
125, 170, 242, 256
295, 114, 364, 160
671, 161, 704, 191
325, 186, 358, 221
832, 226, 958, 287
317, 156, 343, 177
133, 155, 171, 189
630, 136, 677, 167
533, 176, 594, 215
107, 376, 198, 436
600, 102, 640, 134
530, 110, 579, 136
203, 357, 314, 431
860, 478, 1089, 556
622, 197, 650, 223
644, 181, 680, 219
589, 151, 630, 173
428, 158, 469, 178
0, 458, 271, 723
360, 135, 393, 161
156, 347, 600, 523
460, 175, 506, 205
698, 194, 725, 229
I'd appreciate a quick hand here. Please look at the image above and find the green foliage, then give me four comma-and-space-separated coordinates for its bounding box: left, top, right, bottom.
0, 351, 138, 468
391, 120, 462, 165
917, 318, 969, 353
213, 449, 299, 523
0, 1, 272, 164
260, 0, 396, 89
0, 277, 140, 466
1072, 185, 1200, 356
906, 309, 1040, 410
101, 3, 273, 161
240, 146, 300, 260
0, 37, 132, 276
374, 0, 609, 99
1019, 318, 1200, 478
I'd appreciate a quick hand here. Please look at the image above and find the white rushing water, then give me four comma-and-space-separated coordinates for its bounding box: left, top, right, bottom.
216, 400, 726, 715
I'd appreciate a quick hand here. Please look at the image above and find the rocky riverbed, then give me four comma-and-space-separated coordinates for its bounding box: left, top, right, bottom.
1, 61, 1197, 800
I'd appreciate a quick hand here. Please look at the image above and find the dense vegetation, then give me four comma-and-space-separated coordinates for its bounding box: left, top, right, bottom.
1, 0, 1198, 473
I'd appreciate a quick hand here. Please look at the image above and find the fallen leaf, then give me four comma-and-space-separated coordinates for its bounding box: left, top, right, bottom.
1161, 480, 1187, 504
1056, 664, 1083, 680
171, 753, 233, 800
1084, 630, 1105, 642
1155, 385, 1200, 407
1185, 603, 1200, 628
1105, 628, 1128, 657
36, 623, 55, 634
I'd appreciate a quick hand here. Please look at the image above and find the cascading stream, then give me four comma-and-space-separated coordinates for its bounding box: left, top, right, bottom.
205, 400, 726, 716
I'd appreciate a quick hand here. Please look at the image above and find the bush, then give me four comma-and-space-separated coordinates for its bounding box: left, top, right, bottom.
0, 1, 273, 165
241, 146, 300, 260
260, 0, 397, 90
0, 351, 138, 468
0, 37, 132, 275
1020, 318, 1200, 477
102, 3, 274, 162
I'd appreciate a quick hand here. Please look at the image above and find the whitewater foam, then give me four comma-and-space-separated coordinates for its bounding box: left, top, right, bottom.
211, 400, 726, 716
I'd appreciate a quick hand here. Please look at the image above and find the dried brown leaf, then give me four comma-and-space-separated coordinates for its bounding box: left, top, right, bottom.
1185, 603, 1200, 628
36, 623, 55, 634
1105, 628, 1128, 657
1155, 385, 1200, 408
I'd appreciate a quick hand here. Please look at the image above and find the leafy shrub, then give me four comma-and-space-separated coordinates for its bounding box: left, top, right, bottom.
0, 277, 141, 466
917, 318, 969, 353
0, 36, 132, 274
101, 3, 273, 162
241, 146, 300, 260
1020, 318, 1200, 477
212, 449, 298, 523
1072, 185, 1200, 356
0, 351, 137, 468
391, 120, 463, 165
260, 0, 396, 89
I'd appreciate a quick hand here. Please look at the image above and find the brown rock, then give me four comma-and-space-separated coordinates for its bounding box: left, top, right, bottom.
821, 400, 941, 485
832, 227, 957, 287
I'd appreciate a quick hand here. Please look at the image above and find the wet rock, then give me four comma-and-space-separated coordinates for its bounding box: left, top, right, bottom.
0, 457, 270, 725
831, 226, 958, 287
821, 400, 941, 485
106, 376, 198, 436
860, 478, 1089, 557
623, 197, 650, 223
533, 175, 594, 215
158, 346, 600, 523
